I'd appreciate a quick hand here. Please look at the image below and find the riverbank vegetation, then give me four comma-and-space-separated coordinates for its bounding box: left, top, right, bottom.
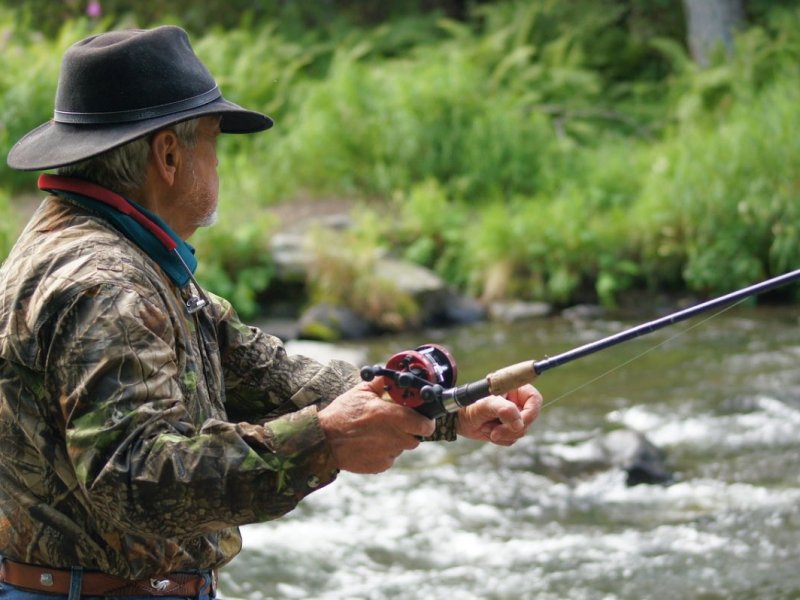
1, 1, 799, 320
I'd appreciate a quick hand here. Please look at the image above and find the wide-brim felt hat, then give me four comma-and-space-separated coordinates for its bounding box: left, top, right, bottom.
7, 25, 273, 171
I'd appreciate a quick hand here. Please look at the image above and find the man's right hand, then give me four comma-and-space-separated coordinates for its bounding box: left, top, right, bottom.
318, 377, 435, 474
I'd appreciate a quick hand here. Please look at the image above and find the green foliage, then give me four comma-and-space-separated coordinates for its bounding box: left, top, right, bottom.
380, 180, 468, 285
0, 14, 99, 191
2, 1, 800, 318
191, 213, 276, 320
193, 26, 326, 120
0, 190, 19, 259
635, 73, 800, 294
305, 216, 419, 331
267, 0, 652, 203
640, 10, 800, 287
1, 0, 477, 39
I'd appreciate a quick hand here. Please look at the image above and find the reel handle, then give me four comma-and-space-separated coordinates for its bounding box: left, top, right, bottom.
360, 344, 458, 419
362, 353, 540, 419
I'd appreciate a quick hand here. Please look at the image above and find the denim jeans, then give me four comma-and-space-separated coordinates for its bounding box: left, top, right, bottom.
0, 570, 216, 600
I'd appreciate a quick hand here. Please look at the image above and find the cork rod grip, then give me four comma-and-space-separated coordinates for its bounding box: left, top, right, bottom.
486, 360, 539, 395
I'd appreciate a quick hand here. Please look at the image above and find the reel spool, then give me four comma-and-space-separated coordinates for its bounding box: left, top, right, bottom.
360, 344, 458, 410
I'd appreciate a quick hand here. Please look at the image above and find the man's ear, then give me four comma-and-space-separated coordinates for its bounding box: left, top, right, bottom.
149, 129, 182, 186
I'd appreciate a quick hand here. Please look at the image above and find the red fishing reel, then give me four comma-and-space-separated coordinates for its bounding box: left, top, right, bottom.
360, 344, 458, 417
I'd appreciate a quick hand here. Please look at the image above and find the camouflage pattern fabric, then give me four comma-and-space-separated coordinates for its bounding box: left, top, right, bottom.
0, 194, 457, 579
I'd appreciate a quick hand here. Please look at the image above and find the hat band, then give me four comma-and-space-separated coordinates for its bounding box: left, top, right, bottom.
53, 86, 222, 125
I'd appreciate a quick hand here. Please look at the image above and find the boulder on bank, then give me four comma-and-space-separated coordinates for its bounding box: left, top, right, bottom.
292, 252, 487, 341
488, 300, 552, 322
268, 211, 560, 340
298, 303, 374, 341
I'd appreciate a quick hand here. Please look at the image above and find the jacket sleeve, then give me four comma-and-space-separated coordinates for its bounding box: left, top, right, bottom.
44, 283, 339, 539
210, 293, 360, 421
212, 294, 459, 440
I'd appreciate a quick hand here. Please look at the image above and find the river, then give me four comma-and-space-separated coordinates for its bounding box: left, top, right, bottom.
222, 304, 800, 599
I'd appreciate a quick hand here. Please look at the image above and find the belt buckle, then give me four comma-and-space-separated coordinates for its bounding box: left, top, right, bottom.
149, 578, 172, 592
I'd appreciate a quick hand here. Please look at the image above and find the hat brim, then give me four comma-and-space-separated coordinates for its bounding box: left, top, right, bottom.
6, 97, 273, 171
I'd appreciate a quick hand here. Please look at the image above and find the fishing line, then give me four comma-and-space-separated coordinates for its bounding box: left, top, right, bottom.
363, 267, 800, 419
539, 296, 749, 410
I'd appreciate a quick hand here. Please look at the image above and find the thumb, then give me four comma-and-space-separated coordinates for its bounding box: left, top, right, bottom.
361, 375, 388, 398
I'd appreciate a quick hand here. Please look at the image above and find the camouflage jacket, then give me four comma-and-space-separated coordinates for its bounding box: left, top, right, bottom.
0, 194, 454, 579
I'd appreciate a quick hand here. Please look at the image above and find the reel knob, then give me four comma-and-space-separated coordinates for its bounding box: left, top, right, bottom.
359, 365, 381, 381
380, 344, 458, 409
397, 372, 417, 388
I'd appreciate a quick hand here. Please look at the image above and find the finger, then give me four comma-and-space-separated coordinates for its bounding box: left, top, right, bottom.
399, 409, 437, 438
520, 404, 540, 426
487, 421, 527, 445
506, 385, 542, 408
507, 386, 543, 425
375, 397, 436, 438
488, 397, 538, 443
399, 434, 422, 452
358, 378, 436, 436
362, 375, 389, 398
485, 396, 525, 432
489, 433, 518, 447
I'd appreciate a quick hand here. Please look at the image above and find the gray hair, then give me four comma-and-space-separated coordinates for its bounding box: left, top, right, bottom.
58, 118, 201, 196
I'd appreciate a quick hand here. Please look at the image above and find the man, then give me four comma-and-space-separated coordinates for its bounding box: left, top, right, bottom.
0, 26, 542, 599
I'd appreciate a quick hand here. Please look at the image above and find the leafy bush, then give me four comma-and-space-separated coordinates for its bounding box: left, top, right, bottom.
191, 212, 277, 320
635, 74, 800, 294
3, 1, 800, 319
0, 15, 97, 191
0, 189, 19, 259
305, 215, 419, 331
378, 179, 468, 285
634, 11, 800, 295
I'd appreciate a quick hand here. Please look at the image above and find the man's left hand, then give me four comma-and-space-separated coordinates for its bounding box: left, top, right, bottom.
456, 384, 542, 446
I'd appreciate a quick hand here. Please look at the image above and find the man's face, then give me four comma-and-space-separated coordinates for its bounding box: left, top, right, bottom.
177, 116, 221, 234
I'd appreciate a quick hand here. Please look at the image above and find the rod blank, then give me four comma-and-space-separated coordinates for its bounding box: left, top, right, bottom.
455, 267, 800, 403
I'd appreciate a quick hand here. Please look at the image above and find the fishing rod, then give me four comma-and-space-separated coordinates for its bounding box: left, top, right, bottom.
360, 268, 800, 418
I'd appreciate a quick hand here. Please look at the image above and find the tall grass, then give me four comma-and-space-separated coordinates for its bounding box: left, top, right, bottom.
633, 12, 800, 295
0, 188, 19, 259
635, 75, 800, 294
2, 2, 800, 321
0, 16, 98, 191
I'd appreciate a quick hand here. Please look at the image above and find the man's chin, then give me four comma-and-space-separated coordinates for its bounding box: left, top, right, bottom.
198, 210, 219, 228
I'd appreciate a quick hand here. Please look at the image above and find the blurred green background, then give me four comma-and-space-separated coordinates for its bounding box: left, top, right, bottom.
1, 0, 798, 321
